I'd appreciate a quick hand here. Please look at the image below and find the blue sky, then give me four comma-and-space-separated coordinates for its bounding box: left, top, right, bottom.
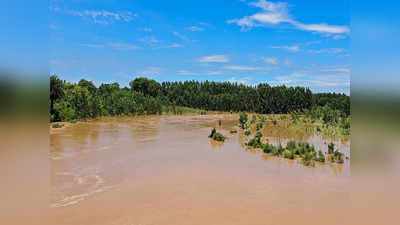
49, 0, 350, 94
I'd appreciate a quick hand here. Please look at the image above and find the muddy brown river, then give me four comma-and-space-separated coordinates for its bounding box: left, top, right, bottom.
50, 114, 350, 225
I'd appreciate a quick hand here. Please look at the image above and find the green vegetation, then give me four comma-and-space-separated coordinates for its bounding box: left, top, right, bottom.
208, 128, 225, 142
239, 112, 248, 129
246, 131, 263, 148
246, 137, 345, 167
326, 143, 344, 164
52, 124, 64, 128
256, 122, 263, 130
51, 75, 349, 123
244, 130, 251, 136
230, 130, 237, 134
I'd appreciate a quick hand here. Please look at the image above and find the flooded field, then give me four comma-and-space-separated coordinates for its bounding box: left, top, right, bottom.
50, 114, 350, 225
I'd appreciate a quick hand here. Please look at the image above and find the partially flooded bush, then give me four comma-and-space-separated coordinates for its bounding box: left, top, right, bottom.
271, 117, 277, 126
239, 112, 248, 129
286, 140, 297, 150
212, 132, 225, 142
218, 120, 222, 127
263, 143, 276, 154
333, 151, 344, 164
302, 152, 315, 167
316, 150, 325, 163
283, 149, 295, 160
246, 131, 263, 148
244, 130, 251, 136
258, 115, 266, 123
230, 130, 237, 134
328, 142, 335, 154
208, 128, 225, 142
52, 124, 64, 128
208, 128, 216, 138
256, 122, 263, 130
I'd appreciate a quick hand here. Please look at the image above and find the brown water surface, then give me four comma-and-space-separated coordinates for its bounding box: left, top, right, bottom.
50, 114, 350, 225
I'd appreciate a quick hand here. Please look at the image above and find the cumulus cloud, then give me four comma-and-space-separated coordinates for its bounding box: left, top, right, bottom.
227, 0, 349, 36
197, 55, 230, 63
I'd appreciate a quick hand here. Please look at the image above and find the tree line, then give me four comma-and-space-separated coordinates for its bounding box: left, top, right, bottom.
50, 75, 350, 122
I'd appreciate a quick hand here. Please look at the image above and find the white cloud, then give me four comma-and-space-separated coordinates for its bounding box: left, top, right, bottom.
198, 55, 230, 63
227, 0, 349, 36
139, 36, 160, 45
68, 10, 136, 25
207, 71, 223, 75
139, 67, 162, 76
333, 34, 346, 40
224, 65, 270, 71
186, 26, 204, 31
173, 31, 189, 41
108, 42, 141, 51
320, 67, 350, 74
270, 45, 299, 52
228, 77, 252, 85
308, 48, 345, 54
262, 57, 278, 64
177, 70, 198, 75
177, 70, 223, 75
159, 43, 183, 49
80, 43, 105, 48
293, 22, 350, 34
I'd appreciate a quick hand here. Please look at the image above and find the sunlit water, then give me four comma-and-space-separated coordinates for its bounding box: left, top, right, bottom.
50, 114, 350, 225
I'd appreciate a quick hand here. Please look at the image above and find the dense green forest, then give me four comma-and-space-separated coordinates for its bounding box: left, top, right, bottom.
50, 75, 350, 122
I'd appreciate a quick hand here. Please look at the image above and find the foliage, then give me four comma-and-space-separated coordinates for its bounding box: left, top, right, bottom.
246, 131, 263, 148
209, 128, 225, 142
50, 75, 349, 123
244, 130, 251, 136
256, 122, 263, 130
328, 142, 335, 154
286, 140, 297, 150
316, 150, 326, 163
52, 124, 64, 128
239, 112, 248, 129
230, 130, 237, 134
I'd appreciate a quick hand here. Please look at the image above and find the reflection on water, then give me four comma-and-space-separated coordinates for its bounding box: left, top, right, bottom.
50, 114, 350, 225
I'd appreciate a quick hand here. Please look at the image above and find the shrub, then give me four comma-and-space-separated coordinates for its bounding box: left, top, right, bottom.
328, 142, 335, 154
212, 132, 225, 142
218, 120, 222, 127
256, 122, 263, 130
208, 128, 225, 142
246, 131, 263, 148
272, 118, 277, 126
244, 130, 251, 136
284, 149, 295, 160
263, 143, 275, 154
333, 151, 344, 164
286, 140, 297, 150
208, 128, 216, 138
52, 124, 64, 128
316, 150, 325, 163
239, 112, 248, 129
302, 152, 315, 167
230, 130, 237, 134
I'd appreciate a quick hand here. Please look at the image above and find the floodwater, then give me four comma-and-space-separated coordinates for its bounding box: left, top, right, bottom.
50, 114, 350, 225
